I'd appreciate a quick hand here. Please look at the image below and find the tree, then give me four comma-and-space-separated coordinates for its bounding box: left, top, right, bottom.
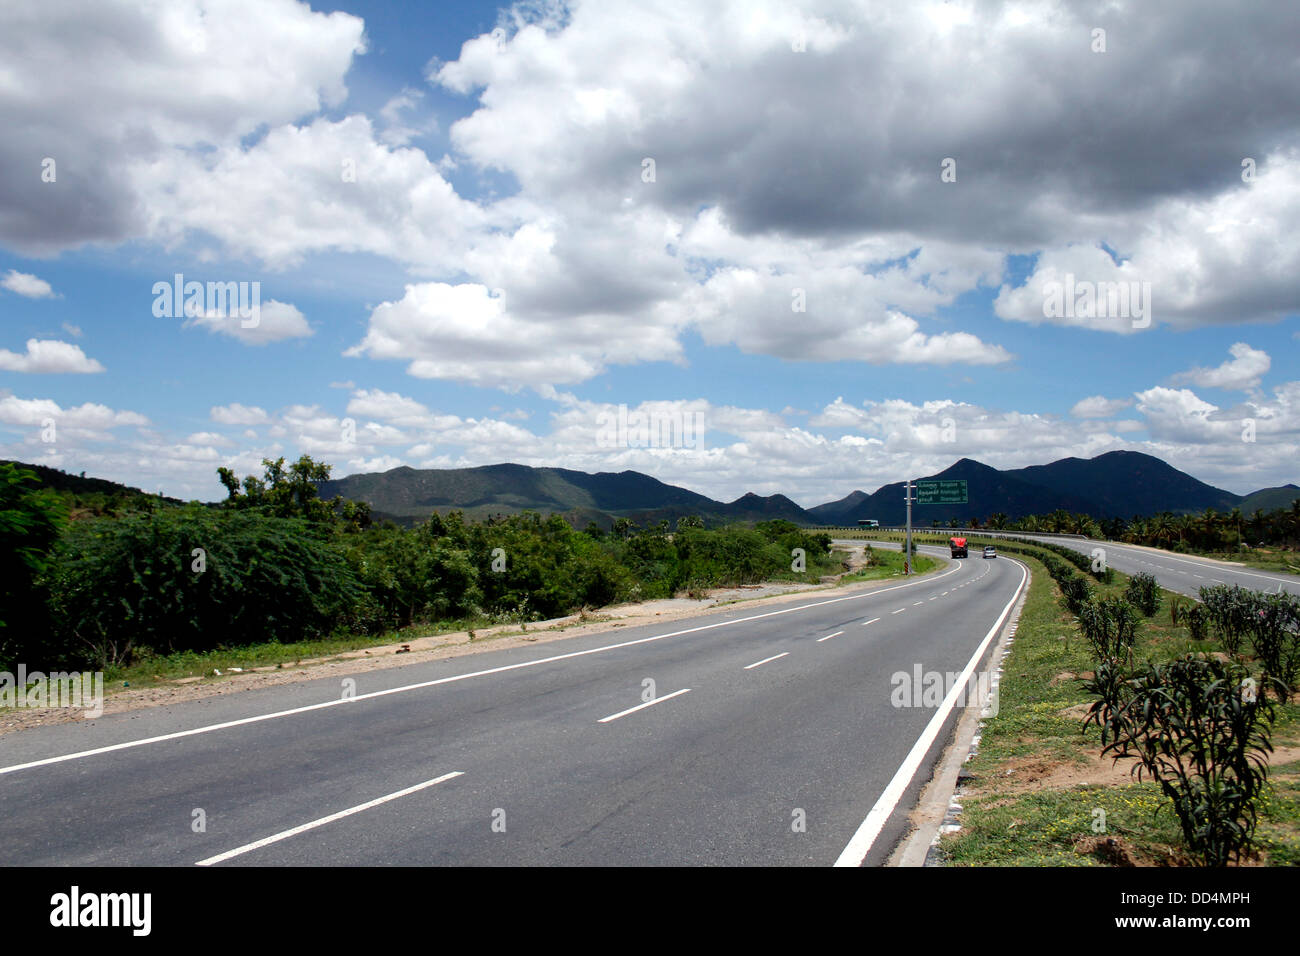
0, 464, 66, 661
218, 456, 336, 521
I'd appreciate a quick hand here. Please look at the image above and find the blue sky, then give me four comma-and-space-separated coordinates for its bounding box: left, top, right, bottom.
1, 0, 1297, 506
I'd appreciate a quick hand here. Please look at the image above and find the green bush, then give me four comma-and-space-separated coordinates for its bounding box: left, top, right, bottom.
1245, 592, 1300, 702
45, 507, 363, 668
0, 463, 66, 668
1124, 572, 1160, 617
1077, 597, 1140, 662
1057, 573, 1094, 615
1084, 654, 1275, 866
1198, 584, 1255, 656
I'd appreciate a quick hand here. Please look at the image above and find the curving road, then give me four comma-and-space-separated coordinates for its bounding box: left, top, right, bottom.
964, 532, 1298, 599
0, 545, 1025, 867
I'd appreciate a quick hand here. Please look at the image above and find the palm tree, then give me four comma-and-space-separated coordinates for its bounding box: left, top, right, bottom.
1150, 512, 1175, 548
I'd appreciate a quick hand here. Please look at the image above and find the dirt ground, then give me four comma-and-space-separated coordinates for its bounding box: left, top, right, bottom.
1, 545, 888, 736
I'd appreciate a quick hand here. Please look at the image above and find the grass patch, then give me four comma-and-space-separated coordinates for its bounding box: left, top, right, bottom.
838, 546, 937, 583
931, 545, 1300, 866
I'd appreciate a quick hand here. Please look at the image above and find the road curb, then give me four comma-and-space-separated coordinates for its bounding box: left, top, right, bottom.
887, 559, 1031, 867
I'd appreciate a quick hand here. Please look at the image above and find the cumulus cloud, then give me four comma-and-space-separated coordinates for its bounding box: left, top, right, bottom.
1071, 395, 1135, 419
0, 270, 57, 298
1171, 343, 1271, 391
0, 339, 104, 373
0, 0, 366, 255
183, 300, 313, 345
210, 403, 270, 426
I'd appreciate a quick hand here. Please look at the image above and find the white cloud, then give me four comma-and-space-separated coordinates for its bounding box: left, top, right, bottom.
1071, 395, 1135, 419
61, 322, 82, 338
0, 0, 366, 255
210, 403, 270, 425
0, 395, 148, 442
184, 431, 236, 447
1, 270, 56, 298
183, 300, 313, 345
0, 339, 104, 373
1171, 343, 1271, 391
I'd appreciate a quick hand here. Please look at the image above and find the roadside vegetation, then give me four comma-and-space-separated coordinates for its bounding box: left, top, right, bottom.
900, 535, 1300, 867
1, 458, 859, 685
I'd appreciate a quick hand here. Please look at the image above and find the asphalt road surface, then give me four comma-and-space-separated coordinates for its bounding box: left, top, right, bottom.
0, 545, 1026, 867
969, 532, 1298, 599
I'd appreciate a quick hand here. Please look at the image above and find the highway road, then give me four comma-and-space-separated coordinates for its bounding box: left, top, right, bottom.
971, 533, 1298, 599
0, 545, 1025, 867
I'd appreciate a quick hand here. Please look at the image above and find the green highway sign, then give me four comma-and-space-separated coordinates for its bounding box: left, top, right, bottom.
915, 479, 968, 505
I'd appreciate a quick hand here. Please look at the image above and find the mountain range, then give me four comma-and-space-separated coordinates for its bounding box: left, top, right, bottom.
7, 452, 1295, 530
318, 451, 1299, 529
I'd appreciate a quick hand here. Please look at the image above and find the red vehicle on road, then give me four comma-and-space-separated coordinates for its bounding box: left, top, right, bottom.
949, 536, 968, 558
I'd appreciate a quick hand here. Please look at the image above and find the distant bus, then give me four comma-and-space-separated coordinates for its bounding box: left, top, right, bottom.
858, 519, 880, 528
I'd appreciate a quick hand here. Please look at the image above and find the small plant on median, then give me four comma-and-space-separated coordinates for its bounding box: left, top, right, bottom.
1077, 597, 1140, 662
1057, 573, 1094, 615
1245, 591, 1300, 703
1083, 654, 1275, 867
1199, 584, 1254, 657
1171, 598, 1210, 643
1124, 572, 1160, 617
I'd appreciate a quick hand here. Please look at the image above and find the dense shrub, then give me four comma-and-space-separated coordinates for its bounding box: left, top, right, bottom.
45, 507, 363, 668
0, 464, 66, 668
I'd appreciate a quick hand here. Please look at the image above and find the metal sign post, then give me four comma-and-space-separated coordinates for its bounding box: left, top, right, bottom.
904, 479, 914, 574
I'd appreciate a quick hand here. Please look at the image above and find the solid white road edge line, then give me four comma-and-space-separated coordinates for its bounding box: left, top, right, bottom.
0, 559, 964, 777
832, 558, 1029, 868
744, 652, 789, 670
195, 771, 464, 866
597, 688, 691, 723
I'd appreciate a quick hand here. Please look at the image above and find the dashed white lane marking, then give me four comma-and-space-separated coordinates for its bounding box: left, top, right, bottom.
860, 617, 881, 627
598, 688, 691, 723
891, 608, 906, 614
913, 601, 925, 606
0, 560, 966, 778
196, 771, 464, 866
744, 652, 790, 670
817, 631, 845, 643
